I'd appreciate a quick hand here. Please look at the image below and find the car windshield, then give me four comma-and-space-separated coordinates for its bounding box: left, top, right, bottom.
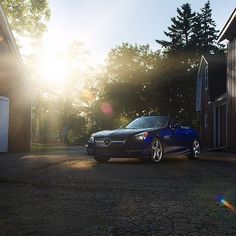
126, 116, 169, 129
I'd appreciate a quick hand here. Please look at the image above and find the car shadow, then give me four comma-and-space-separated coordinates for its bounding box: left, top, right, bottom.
93, 154, 236, 166
93, 156, 189, 166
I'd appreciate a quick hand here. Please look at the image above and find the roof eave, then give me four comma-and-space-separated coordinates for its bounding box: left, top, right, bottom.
197, 55, 208, 76
218, 8, 236, 42
0, 4, 32, 101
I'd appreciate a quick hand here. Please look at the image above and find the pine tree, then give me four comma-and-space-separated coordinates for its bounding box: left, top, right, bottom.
156, 3, 195, 54
190, 13, 203, 53
191, 1, 221, 54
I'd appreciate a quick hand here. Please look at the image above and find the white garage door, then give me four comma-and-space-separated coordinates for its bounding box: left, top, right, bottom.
0, 96, 9, 152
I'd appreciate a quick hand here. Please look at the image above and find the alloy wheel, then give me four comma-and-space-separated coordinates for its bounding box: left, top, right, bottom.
151, 139, 163, 163
192, 140, 200, 158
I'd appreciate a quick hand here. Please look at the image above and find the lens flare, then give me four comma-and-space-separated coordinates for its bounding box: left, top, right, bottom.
217, 195, 235, 212
100, 102, 114, 118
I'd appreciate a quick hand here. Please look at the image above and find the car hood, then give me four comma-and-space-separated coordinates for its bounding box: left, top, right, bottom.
93, 128, 157, 139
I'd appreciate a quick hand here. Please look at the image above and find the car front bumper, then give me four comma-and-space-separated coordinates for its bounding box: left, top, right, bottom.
87, 140, 150, 158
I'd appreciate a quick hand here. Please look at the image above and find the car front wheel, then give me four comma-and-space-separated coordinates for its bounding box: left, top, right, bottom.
187, 139, 200, 160
93, 156, 111, 163
150, 139, 164, 163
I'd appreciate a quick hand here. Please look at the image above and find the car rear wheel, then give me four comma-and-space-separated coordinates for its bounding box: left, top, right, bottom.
93, 156, 111, 163
150, 139, 163, 163
187, 139, 200, 160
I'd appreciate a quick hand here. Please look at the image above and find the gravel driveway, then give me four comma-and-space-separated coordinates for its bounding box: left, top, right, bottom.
0, 147, 235, 235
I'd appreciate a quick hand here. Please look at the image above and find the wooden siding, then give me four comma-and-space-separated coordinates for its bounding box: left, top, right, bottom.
198, 60, 214, 147
0, 24, 31, 152
0, 25, 8, 55
227, 36, 236, 148
208, 62, 226, 101
0, 25, 12, 71
0, 82, 31, 152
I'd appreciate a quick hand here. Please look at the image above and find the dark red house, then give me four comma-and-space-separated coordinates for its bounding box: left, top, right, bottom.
0, 4, 31, 152
196, 8, 236, 149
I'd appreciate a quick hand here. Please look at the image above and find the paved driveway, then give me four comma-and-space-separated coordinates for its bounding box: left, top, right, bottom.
0, 147, 235, 235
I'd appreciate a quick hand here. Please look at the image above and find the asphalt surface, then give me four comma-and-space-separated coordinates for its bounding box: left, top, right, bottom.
0, 147, 236, 235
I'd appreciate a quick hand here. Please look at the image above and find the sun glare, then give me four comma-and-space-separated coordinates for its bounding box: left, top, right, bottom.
21, 28, 102, 91
41, 56, 68, 86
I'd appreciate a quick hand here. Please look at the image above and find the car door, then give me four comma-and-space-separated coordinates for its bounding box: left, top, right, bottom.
160, 119, 180, 154
164, 119, 190, 154
173, 125, 191, 153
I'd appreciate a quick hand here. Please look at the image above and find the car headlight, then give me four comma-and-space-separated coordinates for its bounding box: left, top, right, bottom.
134, 132, 148, 141
89, 136, 95, 142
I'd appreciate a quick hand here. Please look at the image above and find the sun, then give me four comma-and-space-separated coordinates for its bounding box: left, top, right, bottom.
41, 55, 68, 86
30, 31, 101, 90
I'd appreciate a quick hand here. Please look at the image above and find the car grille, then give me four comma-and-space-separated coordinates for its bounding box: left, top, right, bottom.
95, 137, 126, 147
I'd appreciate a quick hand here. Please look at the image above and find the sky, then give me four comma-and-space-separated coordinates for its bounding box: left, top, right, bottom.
27, 0, 236, 65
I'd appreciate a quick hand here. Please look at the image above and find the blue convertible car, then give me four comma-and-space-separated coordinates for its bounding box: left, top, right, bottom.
87, 116, 200, 163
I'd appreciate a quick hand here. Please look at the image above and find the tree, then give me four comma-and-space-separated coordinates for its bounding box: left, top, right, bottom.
145, 55, 197, 124
153, 2, 224, 127
105, 43, 160, 82
156, 3, 195, 54
1, 0, 50, 38
26, 41, 96, 144
101, 43, 162, 120
60, 42, 95, 143
156, 1, 223, 58
191, 0, 221, 55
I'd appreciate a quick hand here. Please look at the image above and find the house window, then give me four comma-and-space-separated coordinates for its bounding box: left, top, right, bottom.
205, 66, 208, 90
204, 114, 208, 128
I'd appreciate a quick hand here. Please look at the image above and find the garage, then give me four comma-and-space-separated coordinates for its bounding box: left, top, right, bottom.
0, 96, 9, 152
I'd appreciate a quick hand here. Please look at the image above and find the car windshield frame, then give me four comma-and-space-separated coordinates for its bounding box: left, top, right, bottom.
126, 116, 170, 129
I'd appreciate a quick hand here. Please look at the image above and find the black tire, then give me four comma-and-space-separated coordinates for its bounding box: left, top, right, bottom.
150, 139, 164, 163
93, 156, 111, 163
187, 139, 200, 160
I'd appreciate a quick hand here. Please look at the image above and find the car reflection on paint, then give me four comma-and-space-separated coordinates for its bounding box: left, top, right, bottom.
86, 116, 200, 163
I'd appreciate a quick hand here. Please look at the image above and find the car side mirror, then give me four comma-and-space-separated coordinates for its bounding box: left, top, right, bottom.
170, 123, 180, 130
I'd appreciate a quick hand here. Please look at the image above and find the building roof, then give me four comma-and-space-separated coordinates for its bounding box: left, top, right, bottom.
218, 8, 236, 42
0, 4, 31, 99
202, 54, 226, 65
